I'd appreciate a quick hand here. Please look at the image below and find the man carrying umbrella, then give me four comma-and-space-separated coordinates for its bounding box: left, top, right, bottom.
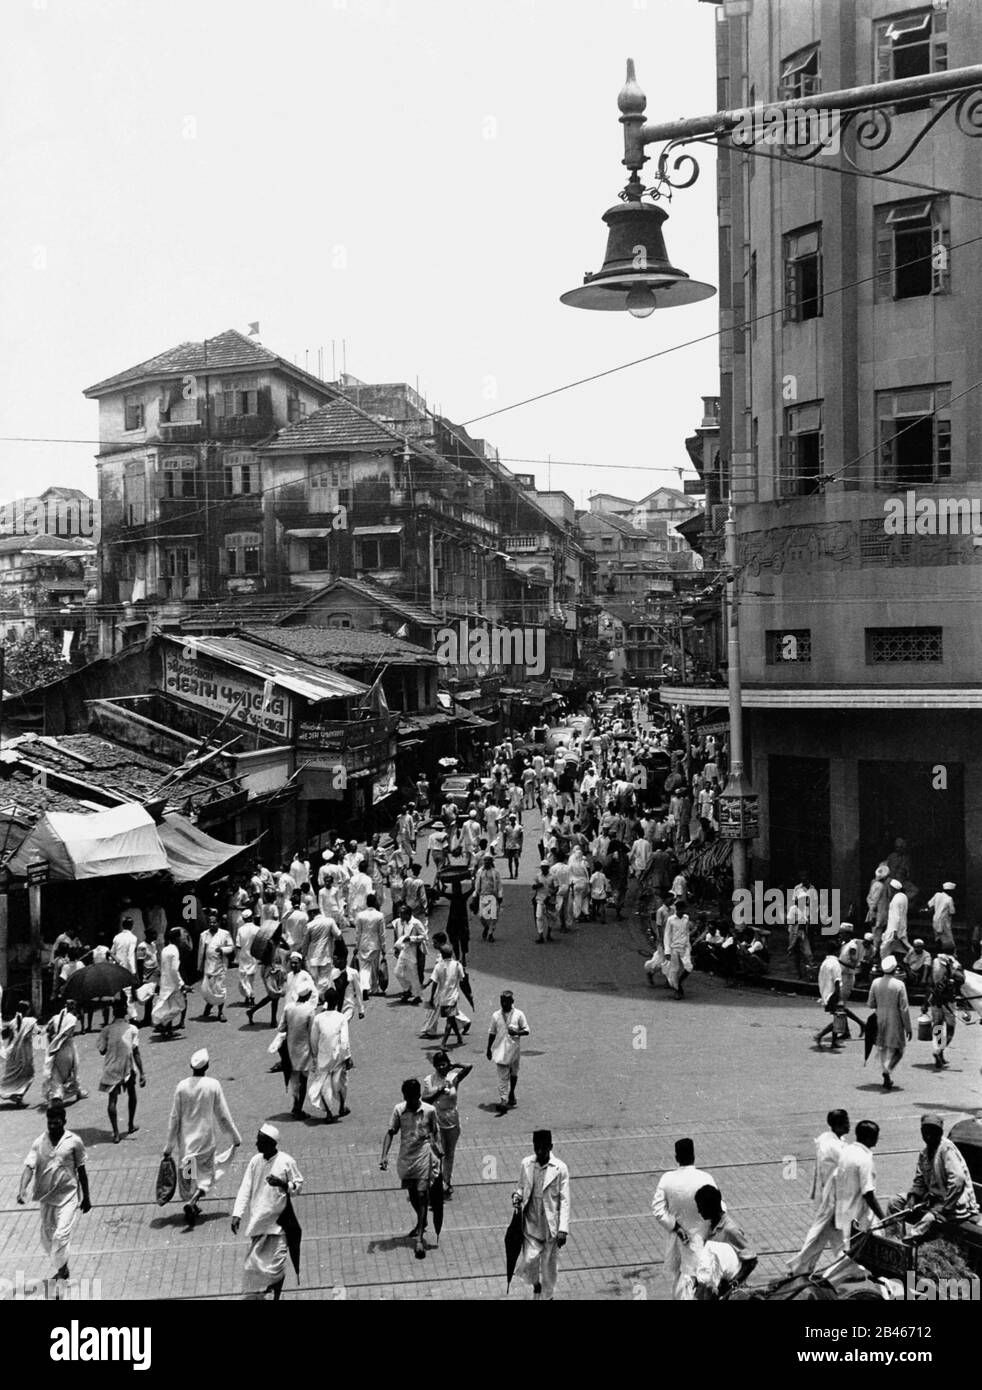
97, 997, 145, 1144
231, 1123, 303, 1301
510, 1130, 570, 1300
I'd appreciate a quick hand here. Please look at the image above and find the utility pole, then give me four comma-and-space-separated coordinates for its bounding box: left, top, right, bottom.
719, 508, 757, 892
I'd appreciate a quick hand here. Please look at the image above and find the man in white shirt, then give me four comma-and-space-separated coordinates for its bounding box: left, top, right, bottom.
788, 1120, 883, 1274
231, 1124, 303, 1300
110, 918, 138, 978
926, 880, 956, 950
651, 1137, 719, 1298
487, 990, 529, 1116
809, 1110, 850, 1206
882, 879, 910, 960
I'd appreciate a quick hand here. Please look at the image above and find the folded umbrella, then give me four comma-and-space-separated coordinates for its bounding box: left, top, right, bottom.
864, 1011, 878, 1063
62, 960, 138, 1005
430, 1170, 445, 1238
505, 1206, 524, 1290
277, 1195, 302, 1280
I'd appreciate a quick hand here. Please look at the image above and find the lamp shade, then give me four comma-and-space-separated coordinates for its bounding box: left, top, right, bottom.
561, 199, 716, 312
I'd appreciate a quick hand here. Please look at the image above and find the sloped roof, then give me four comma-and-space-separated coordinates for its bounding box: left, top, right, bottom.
316, 576, 441, 629
260, 395, 405, 453
244, 625, 437, 667
83, 329, 330, 397
0, 534, 95, 556
166, 634, 369, 700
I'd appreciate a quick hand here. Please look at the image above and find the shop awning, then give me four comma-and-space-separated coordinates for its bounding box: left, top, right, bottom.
286, 528, 335, 539
352, 524, 404, 536
7, 803, 168, 879
659, 685, 982, 710
156, 813, 255, 882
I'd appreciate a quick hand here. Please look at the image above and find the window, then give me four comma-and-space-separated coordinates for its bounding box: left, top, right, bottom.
162, 455, 197, 498
783, 225, 822, 322
223, 531, 261, 575
327, 613, 353, 629
779, 44, 821, 100
875, 197, 949, 300
215, 379, 260, 418
162, 546, 196, 598
307, 537, 331, 570
780, 401, 824, 497
123, 465, 146, 526
866, 626, 942, 663
601, 536, 614, 548
875, 9, 947, 110
356, 534, 401, 569
766, 630, 812, 664
287, 388, 306, 424
124, 395, 144, 431
877, 384, 951, 486
310, 460, 351, 511
224, 451, 257, 495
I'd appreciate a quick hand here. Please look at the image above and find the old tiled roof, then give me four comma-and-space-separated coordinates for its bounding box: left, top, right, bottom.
317, 577, 441, 628
181, 589, 317, 632
0, 771, 90, 820
4, 733, 222, 804
260, 395, 409, 453
83, 329, 330, 398
244, 625, 437, 667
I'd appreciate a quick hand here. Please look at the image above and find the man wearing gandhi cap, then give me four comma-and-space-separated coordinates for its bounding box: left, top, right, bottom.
885, 1114, 979, 1245
866, 956, 912, 1091
232, 1123, 303, 1300
164, 1048, 242, 1227
926, 880, 957, 952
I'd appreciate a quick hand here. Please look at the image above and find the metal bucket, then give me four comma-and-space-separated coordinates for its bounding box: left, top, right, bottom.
917, 1014, 932, 1042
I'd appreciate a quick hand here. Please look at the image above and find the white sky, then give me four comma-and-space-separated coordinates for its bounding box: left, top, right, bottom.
0, 0, 720, 509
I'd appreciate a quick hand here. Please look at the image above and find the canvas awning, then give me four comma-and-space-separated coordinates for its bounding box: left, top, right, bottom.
156, 813, 255, 882
7, 803, 168, 879
286, 528, 334, 539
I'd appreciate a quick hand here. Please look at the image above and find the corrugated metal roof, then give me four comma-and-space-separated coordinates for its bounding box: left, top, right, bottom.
166, 634, 369, 702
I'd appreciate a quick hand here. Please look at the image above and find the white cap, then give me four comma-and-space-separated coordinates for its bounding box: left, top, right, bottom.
190, 1048, 209, 1069
259, 1122, 280, 1141
881, 956, 898, 973
942, 881, 956, 891
889, 879, 903, 890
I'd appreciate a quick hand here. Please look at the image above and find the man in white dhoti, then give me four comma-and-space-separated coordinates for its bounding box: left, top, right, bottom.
282, 952, 317, 1008
232, 1124, 303, 1301
43, 1004, 86, 1105
651, 1137, 719, 1298
197, 911, 234, 1022
275, 984, 316, 1117
354, 895, 386, 997
163, 1048, 242, 1227
307, 990, 352, 1124
512, 1130, 570, 1300
17, 1103, 91, 1296
152, 928, 186, 1037
235, 909, 259, 1004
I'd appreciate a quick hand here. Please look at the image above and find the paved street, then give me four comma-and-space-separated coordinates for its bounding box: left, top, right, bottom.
2, 810, 979, 1300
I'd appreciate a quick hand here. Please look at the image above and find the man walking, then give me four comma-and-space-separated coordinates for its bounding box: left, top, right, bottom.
232, 1124, 303, 1300
512, 1130, 570, 1301
789, 1120, 884, 1274
927, 952, 964, 1070
307, 988, 353, 1123
665, 903, 693, 1000
487, 990, 529, 1116
163, 1048, 242, 1227
277, 983, 316, 1117
867, 956, 912, 1090
651, 1138, 719, 1299
16, 1103, 91, 1299
97, 997, 145, 1144
354, 894, 387, 998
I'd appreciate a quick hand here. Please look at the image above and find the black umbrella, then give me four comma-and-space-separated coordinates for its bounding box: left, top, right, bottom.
460, 971, 475, 1010
864, 1011, 879, 1063
62, 961, 137, 1005
277, 1196, 302, 1280
430, 1172, 445, 1238
279, 1037, 293, 1089
505, 1206, 524, 1290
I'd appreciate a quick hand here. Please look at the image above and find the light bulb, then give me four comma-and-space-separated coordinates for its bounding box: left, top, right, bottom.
626, 285, 657, 318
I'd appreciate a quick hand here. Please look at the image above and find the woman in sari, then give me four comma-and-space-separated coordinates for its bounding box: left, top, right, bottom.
43, 1004, 86, 1105
197, 911, 234, 1023
0, 1002, 39, 1105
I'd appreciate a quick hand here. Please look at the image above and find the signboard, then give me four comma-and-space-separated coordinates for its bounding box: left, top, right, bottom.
163, 648, 293, 740
27, 861, 49, 886
372, 760, 397, 804
683, 479, 706, 495
550, 668, 574, 682
718, 793, 759, 840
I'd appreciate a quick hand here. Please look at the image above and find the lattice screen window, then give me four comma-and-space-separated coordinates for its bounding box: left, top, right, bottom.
866, 626, 942, 663
765, 629, 812, 664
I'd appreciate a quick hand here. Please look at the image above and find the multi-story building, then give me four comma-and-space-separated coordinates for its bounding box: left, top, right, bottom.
666, 0, 982, 915
84, 329, 335, 655
0, 487, 97, 662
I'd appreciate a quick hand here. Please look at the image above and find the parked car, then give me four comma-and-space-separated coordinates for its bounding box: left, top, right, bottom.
439, 774, 481, 809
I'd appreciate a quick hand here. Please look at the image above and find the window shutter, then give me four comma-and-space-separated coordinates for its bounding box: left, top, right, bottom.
932, 11, 948, 72
875, 226, 893, 300
214, 389, 225, 419
935, 418, 952, 479
879, 423, 895, 486
931, 222, 950, 293
784, 254, 799, 322
875, 30, 893, 84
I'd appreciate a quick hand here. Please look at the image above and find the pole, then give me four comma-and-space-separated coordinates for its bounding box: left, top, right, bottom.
0, 869, 8, 997
29, 879, 43, 1016
677, 602, 692, 788
724, 509, 749, 891
429, 526, 436, 611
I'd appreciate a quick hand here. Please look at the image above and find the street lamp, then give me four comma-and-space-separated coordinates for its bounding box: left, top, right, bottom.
560, 62, 716, 314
